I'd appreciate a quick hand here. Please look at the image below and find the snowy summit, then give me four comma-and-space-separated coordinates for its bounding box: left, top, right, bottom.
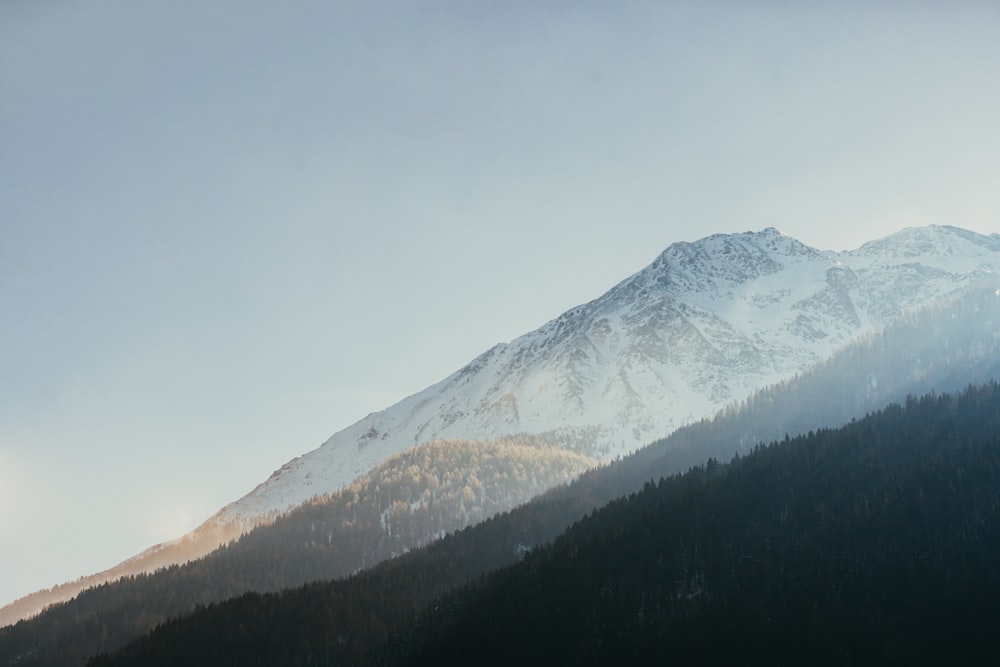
217, 225, 1000, 522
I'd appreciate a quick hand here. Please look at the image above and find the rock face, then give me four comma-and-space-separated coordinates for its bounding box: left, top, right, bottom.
218, 225, 1000, 522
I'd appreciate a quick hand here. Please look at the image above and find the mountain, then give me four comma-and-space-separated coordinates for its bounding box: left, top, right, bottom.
4, 225, 998, 627
4, 278, 1000, 667
220, 225, 1000, 521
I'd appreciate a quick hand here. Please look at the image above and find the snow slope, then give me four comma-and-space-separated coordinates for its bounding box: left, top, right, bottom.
216, 225, 1000, 523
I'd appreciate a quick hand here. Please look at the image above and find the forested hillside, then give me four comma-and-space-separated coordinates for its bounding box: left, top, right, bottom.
0, 437, 594, 666
400, 384, 1000, 665
92, 383, 1000, 665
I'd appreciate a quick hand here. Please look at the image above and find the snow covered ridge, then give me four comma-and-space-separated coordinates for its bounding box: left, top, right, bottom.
215, 224, 1000, 525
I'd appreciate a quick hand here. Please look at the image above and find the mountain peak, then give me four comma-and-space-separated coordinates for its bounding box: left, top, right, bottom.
855, 225, 1000, 259
657, 226, 822, 263
637, 228, 824, 297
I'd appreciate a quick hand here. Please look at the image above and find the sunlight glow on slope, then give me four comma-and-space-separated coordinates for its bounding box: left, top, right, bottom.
145, 502, 210, 546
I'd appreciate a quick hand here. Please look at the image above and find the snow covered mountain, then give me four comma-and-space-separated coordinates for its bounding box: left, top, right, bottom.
5, 225, 999, 627
216, 225, 1000, 524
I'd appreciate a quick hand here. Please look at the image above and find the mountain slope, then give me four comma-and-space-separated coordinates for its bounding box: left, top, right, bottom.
5, 284, 999, 667
4, 225, 998, 627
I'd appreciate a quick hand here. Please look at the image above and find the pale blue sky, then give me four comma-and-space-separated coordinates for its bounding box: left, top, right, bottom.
2, 1, 999, 606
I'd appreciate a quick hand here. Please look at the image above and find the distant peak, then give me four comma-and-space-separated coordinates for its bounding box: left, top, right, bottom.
856, 225, 1000, 257
626, 228, 824, 297
656, 227, 818, 261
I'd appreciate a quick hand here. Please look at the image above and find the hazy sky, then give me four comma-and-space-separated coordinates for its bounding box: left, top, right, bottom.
2, 1, 999, 607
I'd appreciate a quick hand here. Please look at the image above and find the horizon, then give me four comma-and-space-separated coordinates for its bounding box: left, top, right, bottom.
3, 1, 1000, 607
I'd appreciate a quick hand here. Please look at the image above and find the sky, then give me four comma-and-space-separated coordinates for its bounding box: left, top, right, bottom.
1, 1, 999, 608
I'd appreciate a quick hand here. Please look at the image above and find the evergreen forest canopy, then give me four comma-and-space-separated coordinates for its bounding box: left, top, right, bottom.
93, 383, 1000, 666
2, 284, 999, 666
